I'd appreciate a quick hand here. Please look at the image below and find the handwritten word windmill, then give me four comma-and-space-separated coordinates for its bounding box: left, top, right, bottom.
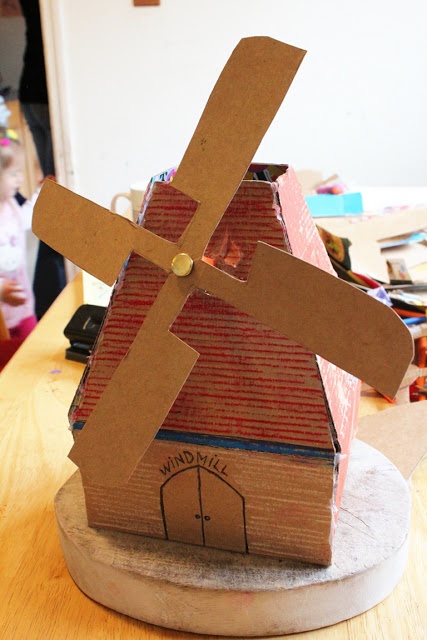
34, 37, 412, 564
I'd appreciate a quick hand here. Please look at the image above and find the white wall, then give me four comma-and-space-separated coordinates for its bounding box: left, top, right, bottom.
42, 0, 427, 209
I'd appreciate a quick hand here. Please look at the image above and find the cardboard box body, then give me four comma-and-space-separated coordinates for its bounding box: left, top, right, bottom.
70, 166, 360, 565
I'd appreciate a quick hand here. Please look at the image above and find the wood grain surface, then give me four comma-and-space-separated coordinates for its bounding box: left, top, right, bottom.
0, 273, 425, 639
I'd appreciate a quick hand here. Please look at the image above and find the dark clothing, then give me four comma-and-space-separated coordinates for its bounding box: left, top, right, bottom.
18, 0, 49, 104
33, 242, 67, 319
14, 192, 26, 206
18, 0, 66, 319
20, 102, 55, 176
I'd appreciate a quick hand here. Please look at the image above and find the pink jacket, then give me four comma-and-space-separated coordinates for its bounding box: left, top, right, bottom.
0, 196, 35, 329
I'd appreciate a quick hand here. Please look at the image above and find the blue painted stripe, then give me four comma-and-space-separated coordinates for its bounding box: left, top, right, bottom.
155, 430, 334, 461
72, 423, 334, 462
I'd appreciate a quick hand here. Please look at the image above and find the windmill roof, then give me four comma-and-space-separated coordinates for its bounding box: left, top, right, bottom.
70, 169, 357, 457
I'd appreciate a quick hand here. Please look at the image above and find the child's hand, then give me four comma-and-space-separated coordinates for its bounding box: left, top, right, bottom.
2, 280, 27, 306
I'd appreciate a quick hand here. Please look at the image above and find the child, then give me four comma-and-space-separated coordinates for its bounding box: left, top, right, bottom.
0, 131, 37, 341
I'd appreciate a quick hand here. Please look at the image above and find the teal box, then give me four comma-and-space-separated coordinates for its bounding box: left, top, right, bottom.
305, 192, 364, 217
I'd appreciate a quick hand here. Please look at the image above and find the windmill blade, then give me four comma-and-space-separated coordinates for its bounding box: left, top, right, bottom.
197, 244, 413, 398
173, 37, 306, 259
33, 180, 176, 284
67, 37, 307, 487
70, 318, 199, 487
70, 273, 197, 486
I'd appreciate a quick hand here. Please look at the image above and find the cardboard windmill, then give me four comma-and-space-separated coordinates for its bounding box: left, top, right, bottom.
34, 37, 412, 569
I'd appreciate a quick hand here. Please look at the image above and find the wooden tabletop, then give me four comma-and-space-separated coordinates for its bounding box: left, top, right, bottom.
0, 273, 425, 639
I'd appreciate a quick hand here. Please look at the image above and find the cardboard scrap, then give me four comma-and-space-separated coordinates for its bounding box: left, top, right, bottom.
357, 401, 427, 479
317, 206, 427, 282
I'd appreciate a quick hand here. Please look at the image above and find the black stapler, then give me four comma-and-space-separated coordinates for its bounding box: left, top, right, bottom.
63, 304, 107, 363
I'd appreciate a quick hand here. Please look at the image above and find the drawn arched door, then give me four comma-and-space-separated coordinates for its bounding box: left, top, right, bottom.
161, 466, 247, 552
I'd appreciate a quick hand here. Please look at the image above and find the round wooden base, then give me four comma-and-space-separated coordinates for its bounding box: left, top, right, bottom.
54, 440, 411, 637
